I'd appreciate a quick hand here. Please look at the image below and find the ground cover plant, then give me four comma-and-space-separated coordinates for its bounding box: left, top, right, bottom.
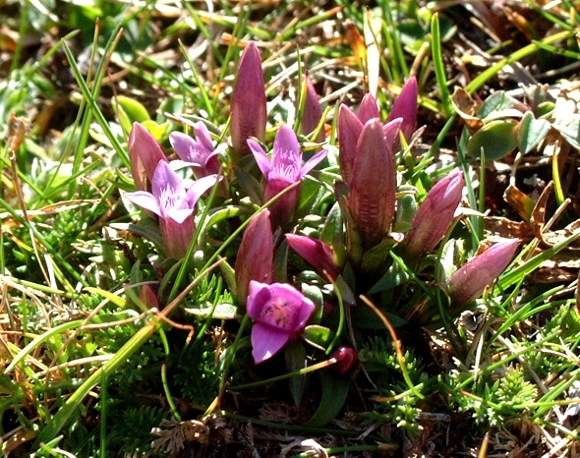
2, 0, 580, 456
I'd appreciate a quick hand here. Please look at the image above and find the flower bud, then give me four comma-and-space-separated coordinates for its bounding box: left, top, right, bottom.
386, 76, 418, 149
235, 210, 274, 307
329, 346, 358, 376
230, 42, 267, 157
301, 73, 325, 142
285, 234, 340, 280
448, 239, 519, 310
348, 119, 396, 249
403, 168, 464, 262
129, 122, 168, 191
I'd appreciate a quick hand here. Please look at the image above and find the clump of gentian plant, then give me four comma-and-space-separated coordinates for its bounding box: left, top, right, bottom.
119, 41, 521, 435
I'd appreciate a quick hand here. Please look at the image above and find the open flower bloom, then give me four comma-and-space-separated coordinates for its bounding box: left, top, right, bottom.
247, 280, 315, 364
235, 210, 273, 307
248, 124, 328, 227
125, 161, 218, 259
230, 42, 267, 157
448, 239, 519, 311
129, 122, 168, 192
169, 122, 221, 179
403, 168, 464, 261
348, 118, 396, 249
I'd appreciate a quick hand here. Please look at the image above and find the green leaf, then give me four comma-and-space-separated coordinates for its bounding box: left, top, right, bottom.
285, 341, 308, 406
477, 91, 521, 120
368, 263, 411, 294
303, 325, 335, 350
467, 120, 519, 160
305, 370, 351, 427
115, 95, 151, 123
518, 111, 551, 154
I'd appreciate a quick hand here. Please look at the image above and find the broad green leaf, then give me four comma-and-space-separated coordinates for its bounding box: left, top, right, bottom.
303, 325, 335, 350
285, 341, 307, 406
518, 111, 551, 154
305, 370, 351, 427
467, 120, 519, 160
115, 95, 150, 123
478, 91, 519, 119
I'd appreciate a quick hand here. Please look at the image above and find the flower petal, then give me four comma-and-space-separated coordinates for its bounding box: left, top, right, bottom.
193, 122, 215, 152
299, 147, 328, 178
151, 161, 182, 201
251, 323, 290, 363
169, 132, 196, 162
185, 174, 219, 208
124, 191, 162, 216
358, 93, 380, 124
248, 139, 272, 178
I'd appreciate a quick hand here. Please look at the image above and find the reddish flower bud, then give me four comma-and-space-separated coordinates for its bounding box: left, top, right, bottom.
348, 119, 396, 249
357, 93, 380, 124
285, 233, 340, 280
338, 104, 364, 186
330, 346, 358, 376
448, 239, 519, 309
386, 76, 418, 148
301, 73, 325, 142
129, 122, 168, 192
230, 42, 267, 157
404, 168, 464, 261
235, 210, 274, 307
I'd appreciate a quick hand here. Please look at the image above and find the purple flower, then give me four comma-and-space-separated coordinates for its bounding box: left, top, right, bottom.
129, 122, 168, 192
235, 210, 274, 307
247, 280, 315, 364
357, 93, 381, 124
230, 42, 267, 157
448, 239, 519, 310
403, 168, 464, 261
125, 161, 218, 259
300, 73, 325, 143
348, 119, 396, 249
169, 122, 221, 179
285, 233, 340, 280
248, 124, 328, 227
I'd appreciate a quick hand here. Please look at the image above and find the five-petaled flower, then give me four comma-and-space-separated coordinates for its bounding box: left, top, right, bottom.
169, 122, 221, 179
125, 161, 218, 259
248, 124, 327, 228
247, 280, 315, 364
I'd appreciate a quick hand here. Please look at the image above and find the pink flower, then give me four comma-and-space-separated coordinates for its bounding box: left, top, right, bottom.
129, 122, 168, 192
248, 124, 327, 227
235, 210, 274, 307
230, 42, 267, 157
125, 161, 217, 259
169, 122, 220, 179
448, 239, 519, 310
404, 168, 464, 261
247, 280, 315, 364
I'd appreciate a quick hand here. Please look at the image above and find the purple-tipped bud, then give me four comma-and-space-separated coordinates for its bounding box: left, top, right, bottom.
338, 104, 363, 186
230, 42, 267, 156
404, 168, 464, 261
386, 77, 418, 148
129, 122, 168, 191
285, 234, 340, 280
358, 93, 380, 124
448, 239, 519, 309
301, 73, 325, 143
348, 119, 396, 249
329, 346, 358, 376
235, 210, 274, 307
